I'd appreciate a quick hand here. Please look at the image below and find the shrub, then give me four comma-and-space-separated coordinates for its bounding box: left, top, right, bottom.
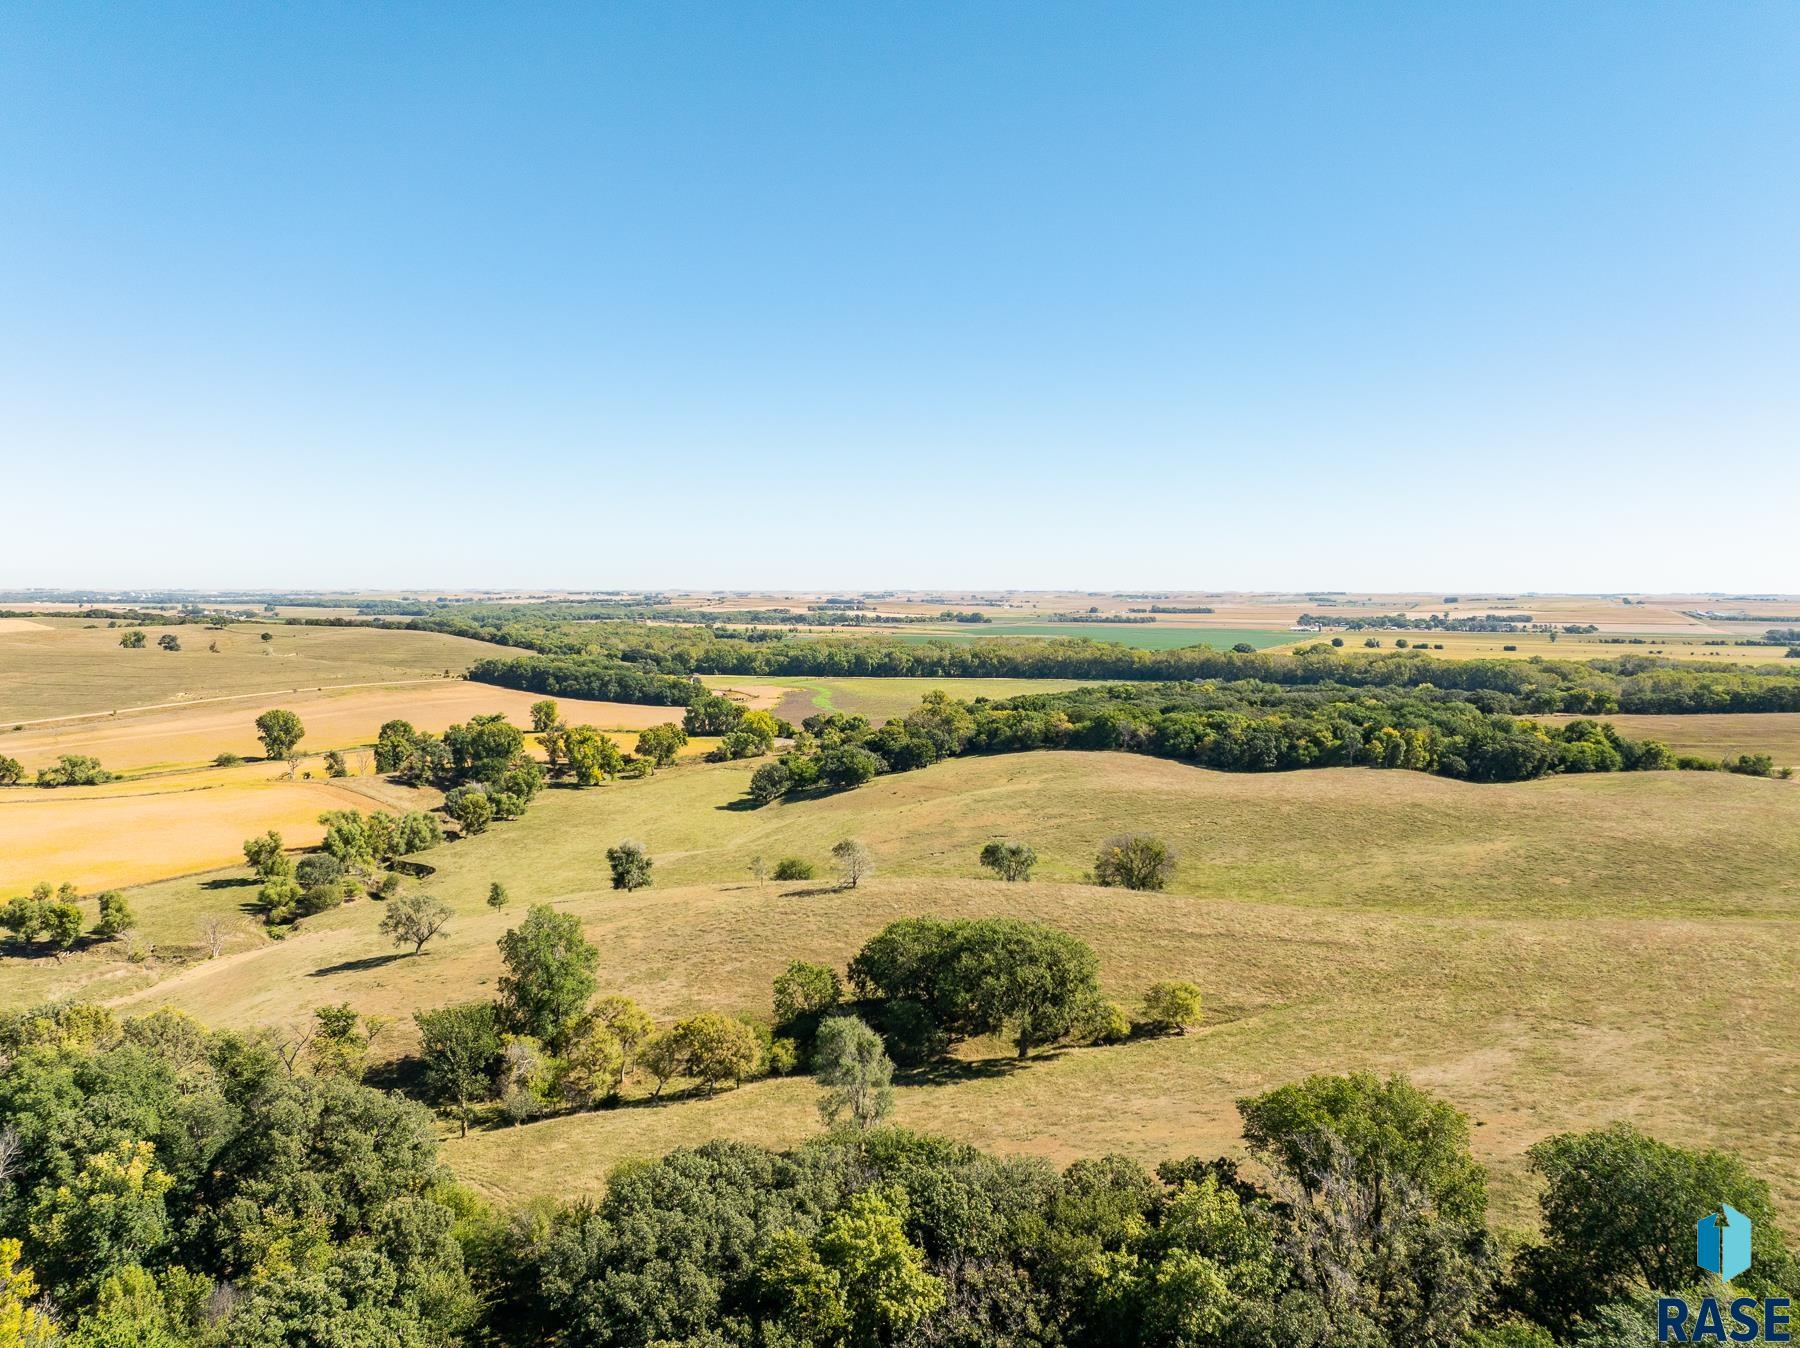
978, 840, 1037, 882
606, 840, 653, 891
773, 857, 815, 881
1093, 834, 1176, 891
295, 853, 344, 889
212, 752, 243, 767
1140, 980, 1204, 1034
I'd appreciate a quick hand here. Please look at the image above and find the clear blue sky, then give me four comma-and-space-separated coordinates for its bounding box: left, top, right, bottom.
3, 2, 1796, 592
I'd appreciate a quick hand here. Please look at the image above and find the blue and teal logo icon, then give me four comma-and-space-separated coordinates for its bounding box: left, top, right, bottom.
1698, 1205, 1753, 1284
1657, 1202, 1791, 1341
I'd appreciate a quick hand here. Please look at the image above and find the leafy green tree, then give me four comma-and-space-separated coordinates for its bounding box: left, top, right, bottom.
773, 857, 815, 881
241, 830, 287, 879
606, 839, 653, 891
118, 628, 148, 648
322, 749, 348, 778
640, 1027, 683, 1099
1094, 834, 1176, 891
27, 1140, 172, 1304
94, 891, 135, 941
1, 894, 45, 943
486, 881, 509, 909
156, 633, 180, 651
414, 1002, 501, 1136
497, 904, 598, 1050
257, 876, 303, 923
813, 1015, 893, 1129
40, 901, 83, 961
1140, 980, 1204, 1034
562, 725, 624, 786
849, 917, 1102, 1058
0, 755, 23, 786
749, 760, 793, 803
979, 840, 1037, 882
831, 838, 874, 889
393, 809, 443, 854
773, 961, 843, 1025
556, 1020, 625, 1110
821, 745, 882, 789
0, 1237, 57, 1347
634, 722, 688, 766
34, 755, 113, 787
670, 1012, 761, 1093
373, 718, 419, 773
682, 693, 746, 736
445, 713, 526, 784
814, 1188, 945, 1345
1519, 1123, 1797, 1320
447, 786, 495, 835
529, 699, 560, 734
253, 708, 304, 760
379, 893, 452, 955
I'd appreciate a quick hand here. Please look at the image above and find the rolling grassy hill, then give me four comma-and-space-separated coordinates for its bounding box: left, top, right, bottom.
16, 749, 1795, 1228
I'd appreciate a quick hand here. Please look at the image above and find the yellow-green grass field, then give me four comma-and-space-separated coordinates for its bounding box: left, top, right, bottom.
0, 617, 497, 723
17, 751, 1797, 1229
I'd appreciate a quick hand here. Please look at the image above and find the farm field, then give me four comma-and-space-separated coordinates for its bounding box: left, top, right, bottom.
840, 622, 1298, 650
0, 617, 496, 722
0, 758, 424, 895
701, 674, 1099, 723
1542, 711, 1800, 767
0, 680, 697, 775
27, 750, 1798, 1228
1346, 627, 1797, 664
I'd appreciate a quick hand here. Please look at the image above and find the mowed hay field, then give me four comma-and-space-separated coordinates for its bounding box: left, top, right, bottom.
55, 750, 1800, 1227
1, 681, 698, 775
0, 617, 497, 722
0, 761, 430, 895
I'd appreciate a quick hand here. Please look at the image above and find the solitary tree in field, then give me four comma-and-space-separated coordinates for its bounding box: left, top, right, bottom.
487, 881, 509, 910
1140, 980, 1204, 1035
607, 840, 653, 891
119, 629, 146, 648
1093, 835, 1176, 892
157, 633, 181, 652
0, 756, 22, 787
832, 838, 874, 889
322, 750, 348, 778
979, 841, 1037, 883
255, 708, 305, 760
197, 914, 233, 959
380, 893, 453, 955
748, 854, 768, 888
814, 1014, 894, 1129
260, 631, 273, 642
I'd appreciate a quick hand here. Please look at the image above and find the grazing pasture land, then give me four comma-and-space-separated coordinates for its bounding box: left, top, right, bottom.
0, 617, 495, 721
31, 750, 1799, 1226
853, 621, 1297, 650
1544, 711, 1800, 768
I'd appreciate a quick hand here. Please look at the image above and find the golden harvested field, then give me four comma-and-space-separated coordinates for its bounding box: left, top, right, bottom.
25, 750, 1795, 1226
1340, 628, 1795, 664
1, 681, 695, 775
0, 618, 497, 722
0, 760, 420, 894
1543, 712, 1800, 767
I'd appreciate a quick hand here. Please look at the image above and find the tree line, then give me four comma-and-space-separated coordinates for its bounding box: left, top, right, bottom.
742, 686, 1694, 805
1, 999, 1792, 1347
441, 616, 1800, 714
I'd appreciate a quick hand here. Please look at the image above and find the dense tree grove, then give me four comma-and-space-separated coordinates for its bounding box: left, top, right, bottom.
4, 1004, 1790, 1347
439, 614, 1800, 714
739, 685, 1690, 804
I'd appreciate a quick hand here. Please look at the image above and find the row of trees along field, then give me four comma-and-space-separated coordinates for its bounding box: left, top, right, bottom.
432, 612, 1800, 713
2, 995, 1794, 1347
738, 686, 1767, 804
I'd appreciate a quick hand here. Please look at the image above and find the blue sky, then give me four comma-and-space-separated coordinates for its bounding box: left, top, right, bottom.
3, 2, 1796, 592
